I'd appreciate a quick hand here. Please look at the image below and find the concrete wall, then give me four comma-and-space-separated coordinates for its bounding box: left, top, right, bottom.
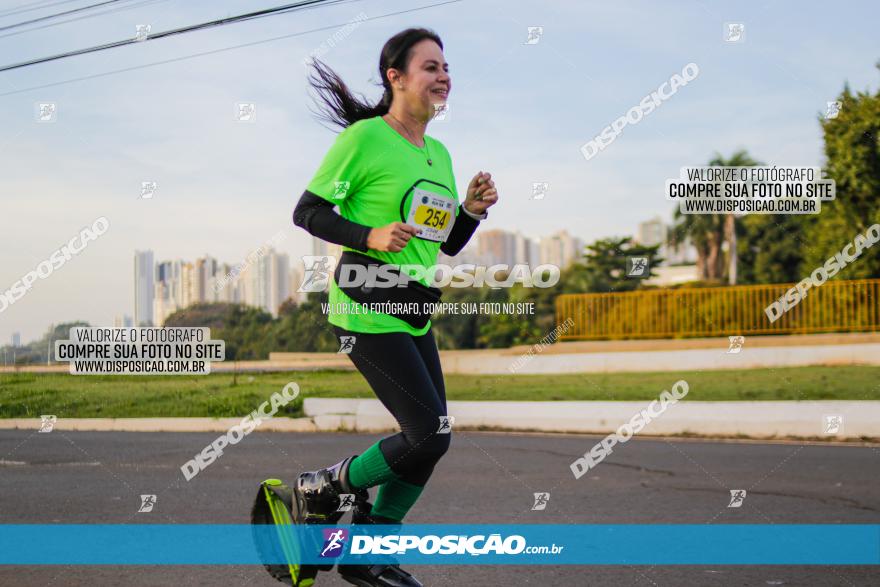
303, 398, 879, 439
464, 343, 880, 374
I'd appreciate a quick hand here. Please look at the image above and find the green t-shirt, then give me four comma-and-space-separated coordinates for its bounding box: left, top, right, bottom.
305, 115, 460, 335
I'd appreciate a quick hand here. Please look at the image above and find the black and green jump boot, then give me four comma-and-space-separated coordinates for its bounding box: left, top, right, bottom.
251, 456, 369, 585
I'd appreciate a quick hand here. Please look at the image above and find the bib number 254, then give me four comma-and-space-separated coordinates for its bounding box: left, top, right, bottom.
416, 206, 450, 230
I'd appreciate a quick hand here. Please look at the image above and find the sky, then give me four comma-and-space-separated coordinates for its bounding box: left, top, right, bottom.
1, 0, 878, 343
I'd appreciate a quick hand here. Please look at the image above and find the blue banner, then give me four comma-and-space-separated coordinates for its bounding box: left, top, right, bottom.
0, 525, 877, 565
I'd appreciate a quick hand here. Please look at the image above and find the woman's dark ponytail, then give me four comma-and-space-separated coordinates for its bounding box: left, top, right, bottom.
306, 27, 443, 130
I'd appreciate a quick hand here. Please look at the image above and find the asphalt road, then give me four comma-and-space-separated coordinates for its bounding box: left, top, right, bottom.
0, 429, 877, 586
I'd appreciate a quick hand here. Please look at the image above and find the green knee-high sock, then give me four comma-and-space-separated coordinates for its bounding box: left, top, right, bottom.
348, 441, 397, 489
370, 478, 424, 522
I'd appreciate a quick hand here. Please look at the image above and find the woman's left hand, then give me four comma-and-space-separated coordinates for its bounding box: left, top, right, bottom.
464, 171, 498, 215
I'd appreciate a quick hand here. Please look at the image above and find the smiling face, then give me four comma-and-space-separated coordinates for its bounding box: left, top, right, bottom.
387, 39, 451, 121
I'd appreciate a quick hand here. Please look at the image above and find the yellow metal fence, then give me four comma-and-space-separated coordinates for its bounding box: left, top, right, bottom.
555, 278, 880, 340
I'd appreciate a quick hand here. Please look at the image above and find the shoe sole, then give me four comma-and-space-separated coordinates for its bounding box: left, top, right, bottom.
257, 479, 323, 585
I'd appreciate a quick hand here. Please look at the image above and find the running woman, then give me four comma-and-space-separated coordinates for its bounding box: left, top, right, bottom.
291, 28, 498, 587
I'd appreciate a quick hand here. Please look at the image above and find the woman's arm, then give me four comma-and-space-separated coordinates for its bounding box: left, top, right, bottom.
440, 204, 484, 256
294, 190, 483, 255
292, 190, 372, 252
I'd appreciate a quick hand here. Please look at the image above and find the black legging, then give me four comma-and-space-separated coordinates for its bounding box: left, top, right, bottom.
333, 325, 450, 487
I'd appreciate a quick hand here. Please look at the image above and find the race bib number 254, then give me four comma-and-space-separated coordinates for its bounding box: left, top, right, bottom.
407, 188, 456, 242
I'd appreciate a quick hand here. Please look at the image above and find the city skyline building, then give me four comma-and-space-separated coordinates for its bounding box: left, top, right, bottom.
134, 250, 154, 326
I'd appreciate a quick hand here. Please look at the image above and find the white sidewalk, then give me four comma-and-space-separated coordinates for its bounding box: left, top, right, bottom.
3, 399, 875, 440
302, 398, 878, 439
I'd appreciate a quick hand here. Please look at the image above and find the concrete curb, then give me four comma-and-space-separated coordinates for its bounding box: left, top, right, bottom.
2, 400, 876, 440
303, 398, 880, 440
451, 343, 880, 374
0, 417, 317, 433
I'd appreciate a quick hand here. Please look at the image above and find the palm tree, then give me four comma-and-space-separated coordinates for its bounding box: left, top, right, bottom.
670, 212, 724, 281
670, 150, 763, 284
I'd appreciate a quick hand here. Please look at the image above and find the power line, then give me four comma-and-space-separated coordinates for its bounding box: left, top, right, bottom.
0, 0, 84, 19
0, 0, 167, 40
0, 0, 463, 97
0, 0, 339, 72
0, 0, 133, 32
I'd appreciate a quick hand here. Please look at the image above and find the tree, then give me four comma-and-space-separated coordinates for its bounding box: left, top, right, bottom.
670, 150, 763, 283
430, 285, 486, 349
165, 303, 275, 360
670, 211, 724, 281
563, 237, 662, 293
800, 76, 880, 278
271, 292, 337, 353
737, 214, 807, 284
164, 303, 236, 330
0, 321, 89, 365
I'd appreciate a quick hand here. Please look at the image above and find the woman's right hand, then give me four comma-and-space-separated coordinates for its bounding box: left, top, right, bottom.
367, 222, 420, 252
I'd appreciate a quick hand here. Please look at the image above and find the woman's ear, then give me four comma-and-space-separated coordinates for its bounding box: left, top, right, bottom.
386, 67, 403, 88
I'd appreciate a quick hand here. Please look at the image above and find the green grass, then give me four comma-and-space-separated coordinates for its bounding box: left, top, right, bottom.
1, 366, 878, 418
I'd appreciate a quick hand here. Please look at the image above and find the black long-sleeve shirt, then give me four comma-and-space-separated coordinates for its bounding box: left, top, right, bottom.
292, 190, 482, 256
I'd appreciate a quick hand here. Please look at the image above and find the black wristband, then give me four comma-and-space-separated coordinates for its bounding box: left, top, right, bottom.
440, 204, 481, 256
